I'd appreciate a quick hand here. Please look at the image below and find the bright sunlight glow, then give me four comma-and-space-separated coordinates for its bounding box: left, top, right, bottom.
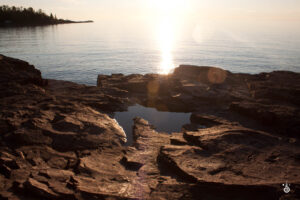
157, 19, 175, 74
149, 0, 190, 74
153, 0, 188, 14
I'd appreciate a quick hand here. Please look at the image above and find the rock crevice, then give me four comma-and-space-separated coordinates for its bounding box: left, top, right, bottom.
0, 55, 299, 199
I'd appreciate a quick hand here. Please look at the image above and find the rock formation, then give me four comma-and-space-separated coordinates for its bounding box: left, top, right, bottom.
98, 65, 300, 137
0, 54, 299, 199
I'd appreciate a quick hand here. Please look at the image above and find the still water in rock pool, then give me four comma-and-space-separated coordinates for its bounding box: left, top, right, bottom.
113, 105, 191, 145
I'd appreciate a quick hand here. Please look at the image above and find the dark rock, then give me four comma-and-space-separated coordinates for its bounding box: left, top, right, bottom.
0, 54, 46, 87
47, 157, 68, 169
0, 120, 11, 135
9, 129, 53, 146
120, 156, 144, 171
0, 164, 11, 178
190, 114, 226, 127
170, 133, 188, 145
1, 55, 300, 199
48, 180, 75, 199
23, 178, 58, 199
230, 101, 300, 137
10, 169, 31, 186
0, 152, 18, 170
173, 65, 230, 84
97, 65, 300, 137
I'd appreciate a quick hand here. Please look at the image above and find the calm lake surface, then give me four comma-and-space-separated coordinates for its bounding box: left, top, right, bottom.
114, 105, 191, 145
0, 21, 300, 85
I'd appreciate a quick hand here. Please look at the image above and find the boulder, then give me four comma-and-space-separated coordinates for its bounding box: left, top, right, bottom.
173, 65, 229, 84
0, 54, 46, 86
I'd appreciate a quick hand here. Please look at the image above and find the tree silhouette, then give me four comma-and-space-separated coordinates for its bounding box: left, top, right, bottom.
0, 5, 74, 26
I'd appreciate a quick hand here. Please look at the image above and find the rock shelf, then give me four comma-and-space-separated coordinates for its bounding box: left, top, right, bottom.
0, 54, 299, 199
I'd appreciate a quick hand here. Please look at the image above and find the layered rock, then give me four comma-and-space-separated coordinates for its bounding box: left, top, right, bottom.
97, 65, 300, 137
0, 55, 128, 199
0, 55, 300, 199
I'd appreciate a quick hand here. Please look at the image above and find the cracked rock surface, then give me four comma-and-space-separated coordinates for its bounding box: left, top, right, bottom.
0, 54, 300, 199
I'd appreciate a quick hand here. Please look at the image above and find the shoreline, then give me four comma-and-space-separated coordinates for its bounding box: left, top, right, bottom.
0, 54, 299, 199
0, 20, 94, 28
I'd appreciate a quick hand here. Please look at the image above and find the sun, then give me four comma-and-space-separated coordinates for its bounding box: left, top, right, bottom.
153, 0, 187, 14
144, 0, 190, 74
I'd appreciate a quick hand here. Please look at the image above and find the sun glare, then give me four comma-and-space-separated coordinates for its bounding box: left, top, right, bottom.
149, 0, 189, 74
157, 19, 175, 74
153, 0, 187, 14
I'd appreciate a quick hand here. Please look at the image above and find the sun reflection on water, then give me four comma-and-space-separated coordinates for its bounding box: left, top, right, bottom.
157, 19, 175, 74
150, 0, 189, 74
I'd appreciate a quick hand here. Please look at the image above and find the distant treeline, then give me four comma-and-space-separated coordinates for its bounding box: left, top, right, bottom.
0, 5, 92, 26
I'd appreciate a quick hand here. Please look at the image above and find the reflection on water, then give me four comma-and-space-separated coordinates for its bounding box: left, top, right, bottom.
1, 22, 300, 85
157, 19, 175, 74
154, 0, 188, 74
114, 105, 191, 145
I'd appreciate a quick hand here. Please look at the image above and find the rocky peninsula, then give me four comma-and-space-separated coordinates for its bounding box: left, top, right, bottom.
0, 5, 93, 27
0, 54, 299, 199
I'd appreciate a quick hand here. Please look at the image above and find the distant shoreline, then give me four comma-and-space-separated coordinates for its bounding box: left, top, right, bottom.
0, 5, 93, 28
0, 20, 94, 27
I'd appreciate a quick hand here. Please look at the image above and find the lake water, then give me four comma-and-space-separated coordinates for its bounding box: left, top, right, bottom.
113, 105, 191, 145
0, 21, 300, 85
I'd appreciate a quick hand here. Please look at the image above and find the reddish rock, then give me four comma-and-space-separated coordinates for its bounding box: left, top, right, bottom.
97, 65, 300, 136
173, 65, 230, 84
24, 178, 58, 199
1, 55, 300, 199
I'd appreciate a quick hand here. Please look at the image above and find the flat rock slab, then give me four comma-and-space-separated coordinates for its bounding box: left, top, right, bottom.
1, 55, 300, 199
161, 126, 300, 185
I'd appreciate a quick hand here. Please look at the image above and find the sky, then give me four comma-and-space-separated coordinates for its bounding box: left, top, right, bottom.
1, 0, 299, 75
1, 0, 300, 22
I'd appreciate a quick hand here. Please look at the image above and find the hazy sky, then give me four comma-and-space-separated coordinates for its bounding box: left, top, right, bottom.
1, 0, 300, 22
